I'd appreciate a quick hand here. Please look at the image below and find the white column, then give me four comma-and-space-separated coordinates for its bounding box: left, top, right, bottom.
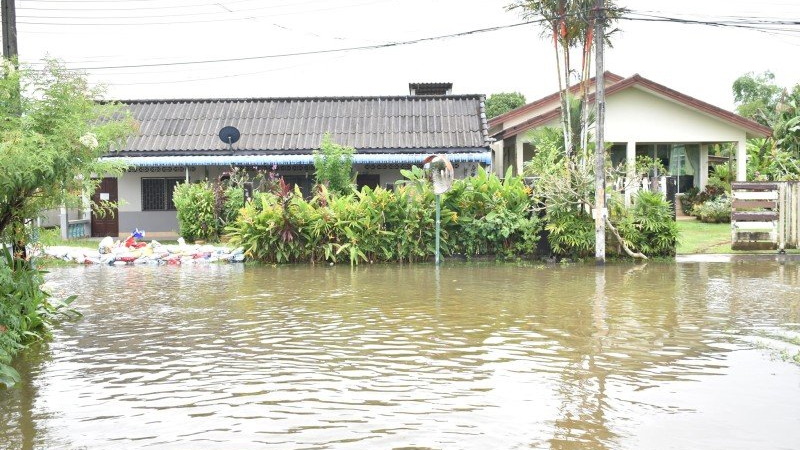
491, 140, 504, 177
625, 141, 636, 206
59, 205, 68, 240
736, 139, 747, 181
699, 144, 709, 190
515, 137, 525, 176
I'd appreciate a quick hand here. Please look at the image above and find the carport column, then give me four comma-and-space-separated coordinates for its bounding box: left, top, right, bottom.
515, 137, 524, 176
491, 140, 504, 177
185, 166, 189, 183
736, 139, 747, 181
625, 141, 636, 206
699, 144, 709, 190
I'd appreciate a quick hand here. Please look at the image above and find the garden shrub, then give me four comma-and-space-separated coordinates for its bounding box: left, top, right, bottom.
443, 167, 541, 258
679, 187, 699, 215
174, 180, 247, 242
173, 181, 217, 242
227, 169, 542, 264
612, 190, 679, 257
544, 208, 595, 259
693, 195, 731, 223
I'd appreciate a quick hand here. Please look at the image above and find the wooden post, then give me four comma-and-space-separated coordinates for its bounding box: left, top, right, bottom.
1, 0, 18, 60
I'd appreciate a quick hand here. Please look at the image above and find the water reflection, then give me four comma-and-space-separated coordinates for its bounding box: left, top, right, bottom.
1, 261, 799, 449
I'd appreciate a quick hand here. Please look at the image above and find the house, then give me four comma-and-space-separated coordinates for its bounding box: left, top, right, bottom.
95, 89, 492, 238
489, 72, 771, 194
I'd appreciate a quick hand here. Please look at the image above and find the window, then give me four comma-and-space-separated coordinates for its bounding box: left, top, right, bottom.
356, 174, 380, 191
142, 178, 182, 211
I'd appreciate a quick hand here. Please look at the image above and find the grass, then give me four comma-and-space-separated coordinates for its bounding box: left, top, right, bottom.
676, 219, 733, 254
676, 218, 800, 255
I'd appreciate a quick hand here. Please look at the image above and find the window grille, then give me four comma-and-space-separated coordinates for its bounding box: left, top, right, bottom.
142, 178, 182, 211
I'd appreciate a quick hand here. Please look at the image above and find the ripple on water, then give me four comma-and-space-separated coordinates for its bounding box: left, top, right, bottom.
1, 262, 799, 449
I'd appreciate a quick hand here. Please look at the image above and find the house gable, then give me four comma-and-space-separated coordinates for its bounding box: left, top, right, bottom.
489, 73, 771, 142
605, 87, 759, 143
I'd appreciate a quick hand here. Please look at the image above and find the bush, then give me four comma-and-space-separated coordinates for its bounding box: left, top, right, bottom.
1, 249, 79, 388
694, 195, 731, 223
679, 187, 699, 215
174, 180, 246, 242
545, 208, 595, 259
443, 167, 541, 258
227, 169, 542, 264
173, 181, 217, 242
613, 190, 679, 257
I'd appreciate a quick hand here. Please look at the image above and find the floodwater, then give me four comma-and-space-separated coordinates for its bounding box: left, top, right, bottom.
2, 260, 800, 450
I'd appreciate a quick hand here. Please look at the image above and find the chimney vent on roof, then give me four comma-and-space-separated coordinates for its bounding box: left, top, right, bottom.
409, 82, 453, 96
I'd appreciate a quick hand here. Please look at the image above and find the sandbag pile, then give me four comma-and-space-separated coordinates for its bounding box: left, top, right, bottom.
43, 237, 246, 266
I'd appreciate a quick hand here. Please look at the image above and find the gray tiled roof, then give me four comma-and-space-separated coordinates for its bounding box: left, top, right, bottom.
115, 96, 490, 156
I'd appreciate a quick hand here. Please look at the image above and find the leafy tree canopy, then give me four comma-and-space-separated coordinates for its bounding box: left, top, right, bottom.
485, 92, 527, 119
0, 58, 136, 253
732, 71, 800, 161
732, 71, 783, 125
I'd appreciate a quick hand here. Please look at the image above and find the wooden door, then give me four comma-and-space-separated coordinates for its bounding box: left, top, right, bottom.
91, 177, 119, 237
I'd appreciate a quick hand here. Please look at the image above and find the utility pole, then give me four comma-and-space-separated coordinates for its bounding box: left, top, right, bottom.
594, 0, 606, 264
1, 0, 18, 61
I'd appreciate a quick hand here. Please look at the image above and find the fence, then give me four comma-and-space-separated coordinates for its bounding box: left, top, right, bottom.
731, 182, 800, 251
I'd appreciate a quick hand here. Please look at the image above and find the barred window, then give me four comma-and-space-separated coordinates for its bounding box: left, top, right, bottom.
142, 178, 182, 211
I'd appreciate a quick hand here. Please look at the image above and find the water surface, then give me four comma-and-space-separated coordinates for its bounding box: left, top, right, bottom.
2, 261, 799, 449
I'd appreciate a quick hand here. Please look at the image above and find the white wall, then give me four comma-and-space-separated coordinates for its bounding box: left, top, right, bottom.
604, 88, 747, 143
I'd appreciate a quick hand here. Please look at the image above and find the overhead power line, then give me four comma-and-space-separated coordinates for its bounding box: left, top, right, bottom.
38, 21, 536, 71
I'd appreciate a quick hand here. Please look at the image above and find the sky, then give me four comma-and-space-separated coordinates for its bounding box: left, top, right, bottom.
9, 0, 800, 111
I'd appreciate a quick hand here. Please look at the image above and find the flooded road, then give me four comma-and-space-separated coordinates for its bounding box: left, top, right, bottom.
2, 261, 799, 449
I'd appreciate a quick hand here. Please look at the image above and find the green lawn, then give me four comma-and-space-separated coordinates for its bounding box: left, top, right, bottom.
676, 219, 800, 254
676, 219, 733, 254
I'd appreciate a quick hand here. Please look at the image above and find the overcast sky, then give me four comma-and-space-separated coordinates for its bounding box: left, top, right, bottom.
11, 0, 800, 110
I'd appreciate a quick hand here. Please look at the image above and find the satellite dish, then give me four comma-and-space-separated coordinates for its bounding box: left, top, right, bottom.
423, 154, 454, 195
218, 126, 241, 146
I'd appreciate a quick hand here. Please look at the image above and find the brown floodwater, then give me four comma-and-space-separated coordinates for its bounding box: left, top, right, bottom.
1, 260, 800, 449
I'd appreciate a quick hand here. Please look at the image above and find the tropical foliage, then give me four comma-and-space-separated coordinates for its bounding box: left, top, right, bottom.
0, 249, 82, 388
733, 71, 800, 180
692, 195, 731, 224
524, 126, 677, 259
225, 167, 543, 264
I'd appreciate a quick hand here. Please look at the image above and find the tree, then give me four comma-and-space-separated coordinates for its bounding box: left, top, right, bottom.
732, 71, 782, 126
0, 58, 135, 258
485, 92, 527, 119
1, 58, 135, 388
506, 0, 625, 157
732, 71, 800, 178
313, 134, 355, 195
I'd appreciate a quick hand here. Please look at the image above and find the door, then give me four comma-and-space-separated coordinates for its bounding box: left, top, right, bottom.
91, 177, 119, 237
